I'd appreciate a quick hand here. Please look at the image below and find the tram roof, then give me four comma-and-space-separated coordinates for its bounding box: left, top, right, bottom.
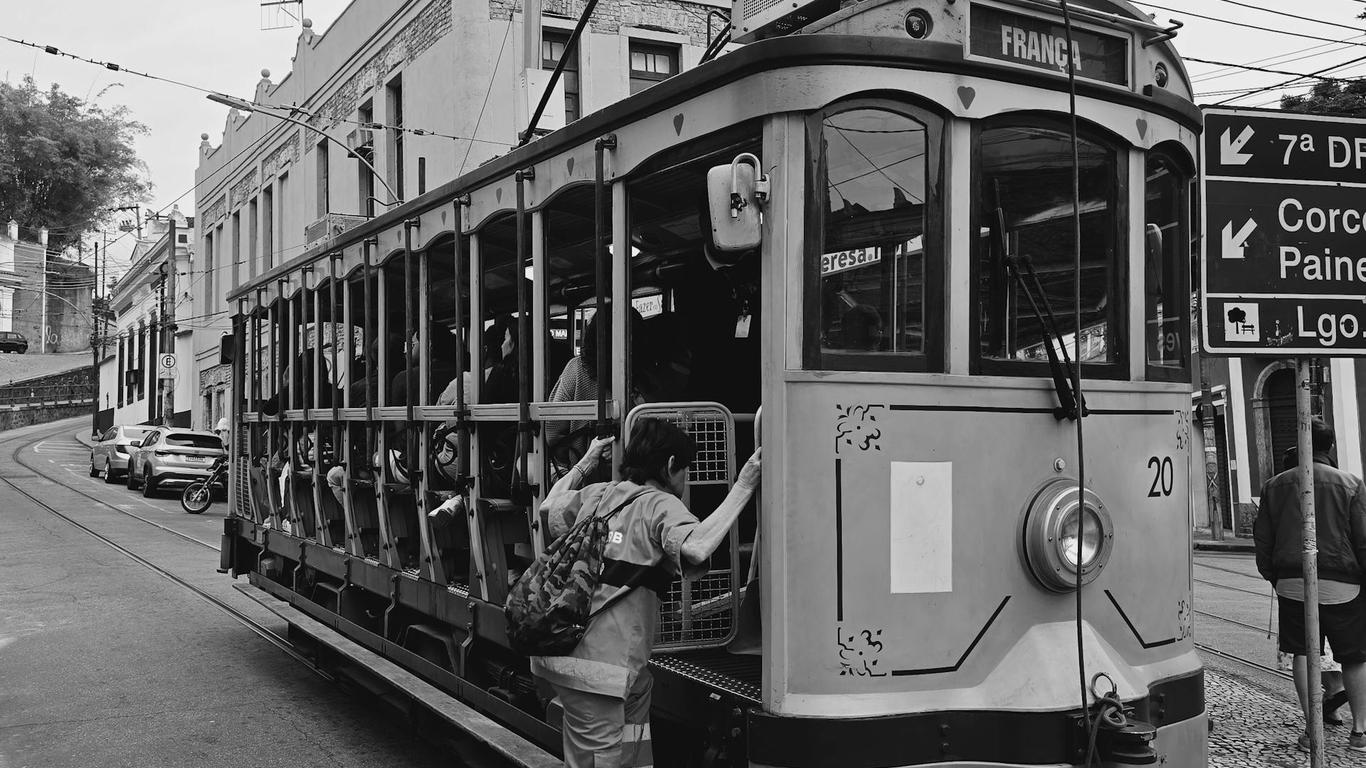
230, 28, 1201, 302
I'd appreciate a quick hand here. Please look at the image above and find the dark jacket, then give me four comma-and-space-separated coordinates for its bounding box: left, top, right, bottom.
1254, 453, 1366, 585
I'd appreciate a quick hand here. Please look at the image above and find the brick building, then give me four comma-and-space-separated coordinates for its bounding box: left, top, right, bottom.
192, 0, 729, 431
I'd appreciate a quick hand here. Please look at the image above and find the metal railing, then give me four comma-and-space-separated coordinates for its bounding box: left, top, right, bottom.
0, 383, 95, 408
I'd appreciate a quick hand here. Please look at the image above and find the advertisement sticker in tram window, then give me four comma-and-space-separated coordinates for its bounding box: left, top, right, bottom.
821, 247, 883, 276
968, 3, 1129, 87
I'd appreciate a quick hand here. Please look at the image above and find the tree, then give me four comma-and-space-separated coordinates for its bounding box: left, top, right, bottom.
0, 76, 149, 252
1280, 79, 1366, 118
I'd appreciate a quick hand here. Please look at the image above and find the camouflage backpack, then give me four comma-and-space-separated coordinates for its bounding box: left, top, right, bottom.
505, 486, 649, 656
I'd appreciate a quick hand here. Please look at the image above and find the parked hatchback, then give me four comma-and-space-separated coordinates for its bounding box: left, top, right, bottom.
0, 331, 27, 353
89, 425, 153, 483
126, 428, 226, 497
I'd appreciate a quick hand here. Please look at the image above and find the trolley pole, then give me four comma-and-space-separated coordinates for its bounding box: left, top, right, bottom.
1297, 357, 1324, 767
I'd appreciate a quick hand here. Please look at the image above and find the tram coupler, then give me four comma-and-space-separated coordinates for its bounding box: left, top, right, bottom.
1069, 705, 1158, 767
218, 516, 239, 574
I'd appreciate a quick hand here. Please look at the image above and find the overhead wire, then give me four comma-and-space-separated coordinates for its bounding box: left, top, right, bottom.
0, 33, 510, 148
1216, 51, 1366, 105
1191, 36, 1366, 83
1132, 2, 1366, 49
1204, 0, 1366, 34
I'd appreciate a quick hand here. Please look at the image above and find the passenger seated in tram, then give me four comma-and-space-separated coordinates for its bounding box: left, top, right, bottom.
481, 316, 521, 497
545, 307, 649, 480
387, 327, 461, 407
841, 303, 885, 351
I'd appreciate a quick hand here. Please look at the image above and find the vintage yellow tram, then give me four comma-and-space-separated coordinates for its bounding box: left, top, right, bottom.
222, 0, 1206, 763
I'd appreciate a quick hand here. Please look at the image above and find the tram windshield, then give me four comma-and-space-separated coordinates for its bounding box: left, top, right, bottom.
811, 102, 942, 372
976, 122, 1121, 372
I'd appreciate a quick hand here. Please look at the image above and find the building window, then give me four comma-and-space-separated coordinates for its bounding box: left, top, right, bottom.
203, 230, 215, 317
117, 335, 125, 406
629, 41, 678, 95
262, 184, 275, 272
316, 139, 329, 219
543, 31, 580, 122
231, 211, 242, 298
358, 101, 376, 216
248, 197, 259, 278
386, 76, 404, 201
278, 172, 289, 262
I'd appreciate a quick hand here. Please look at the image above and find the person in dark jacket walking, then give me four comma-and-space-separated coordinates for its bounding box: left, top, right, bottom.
1254, 418, 1366, 751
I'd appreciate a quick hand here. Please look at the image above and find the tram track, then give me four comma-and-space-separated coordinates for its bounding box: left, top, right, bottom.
0, 422, 328, 681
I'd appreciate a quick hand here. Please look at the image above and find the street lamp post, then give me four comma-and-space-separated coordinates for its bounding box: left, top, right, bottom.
206, 93, 402, 212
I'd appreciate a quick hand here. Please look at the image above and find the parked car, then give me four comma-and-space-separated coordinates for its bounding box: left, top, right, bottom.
0, 331, 27, 353
126, 427, 227, 497
89, 425, 153, 483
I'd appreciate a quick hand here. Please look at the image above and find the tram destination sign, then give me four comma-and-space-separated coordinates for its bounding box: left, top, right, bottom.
1202, 107, 1366, 355
968, 3, 1128, 87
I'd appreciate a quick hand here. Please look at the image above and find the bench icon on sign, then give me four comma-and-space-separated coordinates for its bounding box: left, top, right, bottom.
1224, 303, 1259, 341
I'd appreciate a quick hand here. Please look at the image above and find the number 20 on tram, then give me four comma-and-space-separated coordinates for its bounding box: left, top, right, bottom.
223, 0, 1205, 765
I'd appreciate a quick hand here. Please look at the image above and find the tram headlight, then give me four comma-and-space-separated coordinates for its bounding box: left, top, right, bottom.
1020, 478, 1114, 592
1059, 505, 1104, 569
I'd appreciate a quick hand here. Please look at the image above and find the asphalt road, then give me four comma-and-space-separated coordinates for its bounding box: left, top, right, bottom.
0, 417, 453, 768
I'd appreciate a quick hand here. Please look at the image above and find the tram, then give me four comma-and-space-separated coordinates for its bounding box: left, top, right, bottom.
220, 0, 1205, 763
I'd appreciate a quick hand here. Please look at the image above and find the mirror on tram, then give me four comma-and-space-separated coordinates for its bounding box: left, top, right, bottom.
706, 153, 767, 254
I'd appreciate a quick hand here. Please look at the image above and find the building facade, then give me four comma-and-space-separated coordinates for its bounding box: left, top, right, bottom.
191, 0, 728, 431
97, 208, 196, 428
0, 221, 94, 354
1196, 354, 1366, 537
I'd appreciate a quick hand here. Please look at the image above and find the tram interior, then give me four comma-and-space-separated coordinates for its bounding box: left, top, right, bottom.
244, 131, 771, 732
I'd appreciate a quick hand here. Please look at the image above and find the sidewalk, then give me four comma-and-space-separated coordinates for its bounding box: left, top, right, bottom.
74, 430, 95, 448
1194, 528, 1254, 553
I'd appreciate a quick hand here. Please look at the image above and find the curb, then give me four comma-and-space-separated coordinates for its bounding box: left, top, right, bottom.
73, 431, 96, 449
1194, 539, 1255, 553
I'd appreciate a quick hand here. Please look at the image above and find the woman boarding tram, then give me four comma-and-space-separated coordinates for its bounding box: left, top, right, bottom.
220, 0, 1206, 763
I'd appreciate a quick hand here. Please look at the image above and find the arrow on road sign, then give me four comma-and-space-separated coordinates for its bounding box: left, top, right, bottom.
1220, 126, 1255, 166
1222, 219, 1257, 260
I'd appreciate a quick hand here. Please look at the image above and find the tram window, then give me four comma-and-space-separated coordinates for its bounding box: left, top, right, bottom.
810, 104, 942, 372
975, 122, 1122, 373
1144, 150, 1191, 379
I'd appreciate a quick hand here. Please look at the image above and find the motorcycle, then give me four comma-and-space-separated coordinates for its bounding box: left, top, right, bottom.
181, 456, 228, 514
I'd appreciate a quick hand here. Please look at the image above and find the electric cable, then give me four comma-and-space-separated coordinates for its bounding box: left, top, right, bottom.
1216, 51, 1366, 105
1057, 1, 1093, 759
1132, 2, 1366, 49
0, 33, 508, 147
1206, 0, 1366, 34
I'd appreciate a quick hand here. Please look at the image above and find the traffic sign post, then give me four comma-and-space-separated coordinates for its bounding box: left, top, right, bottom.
1197, 106, 1366, 768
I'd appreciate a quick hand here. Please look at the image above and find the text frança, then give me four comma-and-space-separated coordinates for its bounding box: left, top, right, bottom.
999, 25, 1082, 72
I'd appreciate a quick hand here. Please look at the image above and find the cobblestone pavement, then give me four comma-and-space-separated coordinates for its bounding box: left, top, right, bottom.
1208, 665, 1362, 767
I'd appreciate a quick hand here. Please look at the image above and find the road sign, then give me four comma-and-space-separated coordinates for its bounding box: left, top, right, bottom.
158, 352, 177, 379
1202, 108, 1366, 354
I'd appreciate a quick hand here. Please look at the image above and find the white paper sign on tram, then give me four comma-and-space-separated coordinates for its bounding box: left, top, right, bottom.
1201, 106, 1366, 356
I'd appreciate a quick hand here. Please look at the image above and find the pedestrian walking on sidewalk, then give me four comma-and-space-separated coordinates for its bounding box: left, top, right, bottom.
1275, 447, 1351, 726
1254, 419, 1366, 752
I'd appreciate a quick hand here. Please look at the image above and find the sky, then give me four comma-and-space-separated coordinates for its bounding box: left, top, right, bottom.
2, 0, 1366, 275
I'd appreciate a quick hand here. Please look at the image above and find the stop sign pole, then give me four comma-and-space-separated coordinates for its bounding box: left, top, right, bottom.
1296, 358, 1324, 767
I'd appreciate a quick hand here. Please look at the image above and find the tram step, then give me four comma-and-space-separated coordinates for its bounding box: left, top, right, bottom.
234, 582, 560, 768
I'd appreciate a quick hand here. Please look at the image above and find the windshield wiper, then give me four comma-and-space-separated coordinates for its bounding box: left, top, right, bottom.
991, 199, 1087, 421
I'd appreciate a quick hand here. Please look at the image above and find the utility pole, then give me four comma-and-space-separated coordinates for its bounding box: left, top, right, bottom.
90, 240, 100, 437
39, 246, 47, 355
165, 215, 177, 426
